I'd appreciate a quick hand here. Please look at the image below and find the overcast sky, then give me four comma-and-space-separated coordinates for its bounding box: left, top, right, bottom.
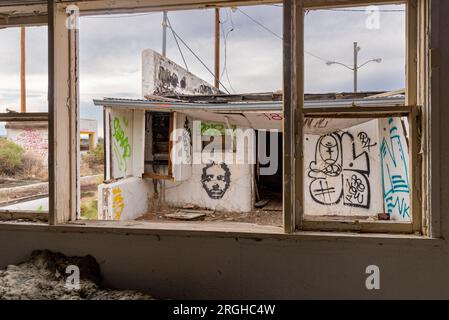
0, 3, 405, 135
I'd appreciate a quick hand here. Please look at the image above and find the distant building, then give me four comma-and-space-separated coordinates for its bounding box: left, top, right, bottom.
5, 118, 98, 166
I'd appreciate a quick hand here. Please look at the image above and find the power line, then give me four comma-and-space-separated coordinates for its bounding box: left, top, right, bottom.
235, 8, 333, 63
166, 21, 231, 94
220, 9, 236, 93
304, 50, 332, 63
166, 15, 189, 72
236, 8, 283, 40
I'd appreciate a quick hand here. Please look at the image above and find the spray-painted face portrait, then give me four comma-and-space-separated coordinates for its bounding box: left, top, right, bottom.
201, 162, 231, 199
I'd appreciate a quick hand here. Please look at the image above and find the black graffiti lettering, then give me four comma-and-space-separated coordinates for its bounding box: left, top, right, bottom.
304, 118, 329, 129
308, 131, 371, 209
313, 181, 336, 203
358, 131, 377, 151
345, 175, 365, 204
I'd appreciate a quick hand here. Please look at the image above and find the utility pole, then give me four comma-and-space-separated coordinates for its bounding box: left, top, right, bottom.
162, 11, 168, 57
20, 26, 26, 113
326, 42, 382, 93
214, 8, 220, 89
353, 42, 359, 93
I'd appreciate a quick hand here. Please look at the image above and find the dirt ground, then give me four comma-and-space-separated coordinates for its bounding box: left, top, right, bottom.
137, 205, 283, 227
0, 177, 43, 188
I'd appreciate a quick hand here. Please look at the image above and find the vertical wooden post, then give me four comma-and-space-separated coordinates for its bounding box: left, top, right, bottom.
283, 0, 304, 233
20, 26, 26, 113
48, 1, 79, 224
293, 0, 304, 231
214, 8, 220, 89
406, 0, 422, 234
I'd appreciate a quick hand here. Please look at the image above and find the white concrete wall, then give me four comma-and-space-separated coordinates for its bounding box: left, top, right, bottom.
0, 229, 447, 299
5, 122, 48, 167
160, 161, 253, 213
98, 177, 152, 221
304, 119, 384, 217
142, 49, 220, 97
107, 108, 145, 180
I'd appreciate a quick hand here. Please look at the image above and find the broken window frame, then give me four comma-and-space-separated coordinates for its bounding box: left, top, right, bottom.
38, 0, 431, 237
0, 113, 50, 221
284, 0, 426, 234
0, 8, 49, 222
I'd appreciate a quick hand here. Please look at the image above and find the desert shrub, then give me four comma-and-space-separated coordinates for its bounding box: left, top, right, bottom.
21, 153, 48, 181
0, 138, 24, 175
82, 143, 104, 167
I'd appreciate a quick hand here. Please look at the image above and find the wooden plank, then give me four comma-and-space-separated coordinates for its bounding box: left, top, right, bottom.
71, 0, 281, 15
49, 2, 77, 224
168, 112, 174, 177
0, 3, 47, 27
406, 0, 422, 234
70, 20, 80, 221
47, 0, 55, 225
406, 0, 418, 107
293, 0, 305, 232
282, 0, 294, 233
132, 110, 146, 177
427, 0, 440, 238
302, 0, 403, 9
304, 105, 412, 117
142, 173, 174, 181
0, 112, 48, 121
302, 219, 413, 234
164, 211, 207, 221
410, 105, 422, 234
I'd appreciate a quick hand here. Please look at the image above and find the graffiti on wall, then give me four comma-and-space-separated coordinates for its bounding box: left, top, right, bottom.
112, 187, 124, 220
183, 118, 192, 164
380, 117, 410, 220
307, 131, 372, 209
201, 162, 231, 199
112, 116, 131, 172
15, 128, 48, 158
156, 66, 215, 95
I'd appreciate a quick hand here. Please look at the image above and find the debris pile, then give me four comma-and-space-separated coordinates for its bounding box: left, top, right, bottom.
0, 250, 153, 300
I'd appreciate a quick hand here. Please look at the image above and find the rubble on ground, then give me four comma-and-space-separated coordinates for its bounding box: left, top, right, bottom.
0, 250, 153, 300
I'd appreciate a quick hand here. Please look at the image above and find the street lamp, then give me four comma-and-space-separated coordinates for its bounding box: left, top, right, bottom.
326, 42, 382, 93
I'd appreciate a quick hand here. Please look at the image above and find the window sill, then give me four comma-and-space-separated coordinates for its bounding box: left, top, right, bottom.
0, 219, 443, 246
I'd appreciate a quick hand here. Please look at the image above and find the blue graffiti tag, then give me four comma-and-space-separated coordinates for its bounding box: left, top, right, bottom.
380, 117, 410, 219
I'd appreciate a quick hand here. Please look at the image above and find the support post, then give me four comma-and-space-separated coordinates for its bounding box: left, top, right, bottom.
214, 8, 220, 89
20, 26, 26, 113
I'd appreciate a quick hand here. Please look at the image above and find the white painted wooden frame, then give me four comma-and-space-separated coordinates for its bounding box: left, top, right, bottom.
44, 0, 431, 237
284, 0, 428, 235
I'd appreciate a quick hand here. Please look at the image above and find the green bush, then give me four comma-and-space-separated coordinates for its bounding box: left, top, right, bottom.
80, 199, 98, 220
0, 138, 24, 175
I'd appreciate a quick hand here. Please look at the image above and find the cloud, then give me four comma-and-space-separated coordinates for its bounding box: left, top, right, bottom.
0, 3, 406, 135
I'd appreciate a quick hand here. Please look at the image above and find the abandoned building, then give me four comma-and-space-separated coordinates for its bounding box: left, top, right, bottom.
94, 49, 409, 223
0, 0, 448, 301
